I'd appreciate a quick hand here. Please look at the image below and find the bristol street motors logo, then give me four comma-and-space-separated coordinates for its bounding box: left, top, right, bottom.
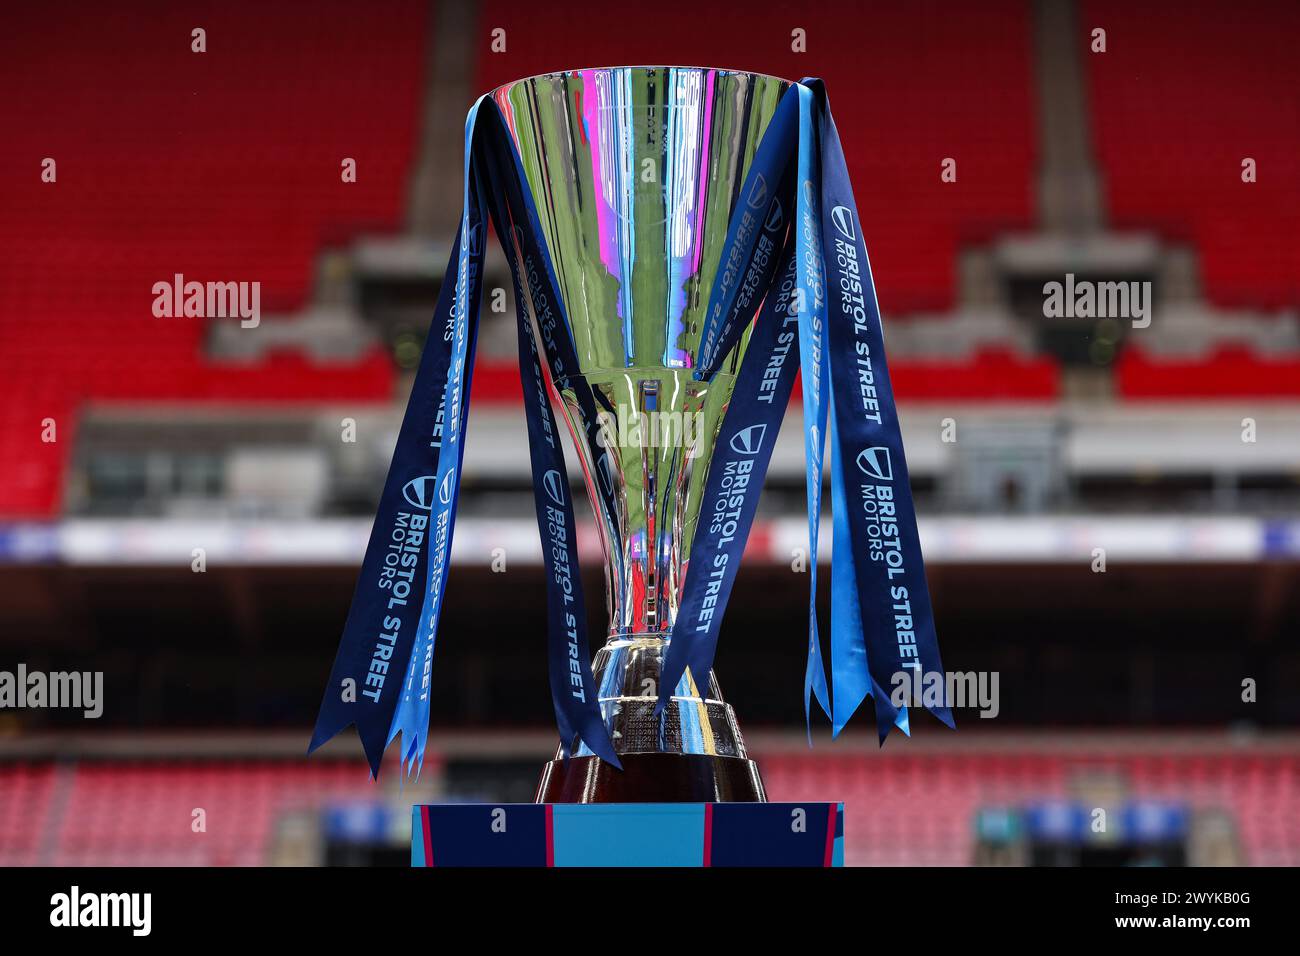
402, 475, 438, 510
465, 221, 484, 257
729, 423, 768, 456
831, 204, 856, 241
437, 468, 456, 505
747, 173, 769, 210
856, 446, 893, 482
764, 197, 784, 233
510, 224, 528, 258
543, 468, 566, 506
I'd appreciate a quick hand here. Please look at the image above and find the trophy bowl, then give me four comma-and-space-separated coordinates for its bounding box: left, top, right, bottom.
490, 66, 792, 802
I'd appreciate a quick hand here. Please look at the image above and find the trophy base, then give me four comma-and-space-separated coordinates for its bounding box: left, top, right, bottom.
534, 753, 766, 803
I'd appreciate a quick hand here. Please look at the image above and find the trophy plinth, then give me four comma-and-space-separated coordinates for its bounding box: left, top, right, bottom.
492, 66, 792, 803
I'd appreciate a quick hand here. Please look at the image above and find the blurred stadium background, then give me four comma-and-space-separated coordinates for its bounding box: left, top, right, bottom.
2, 0, 1298, 867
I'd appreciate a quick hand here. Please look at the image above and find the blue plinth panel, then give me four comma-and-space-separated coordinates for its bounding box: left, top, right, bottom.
412, 802, 845, 867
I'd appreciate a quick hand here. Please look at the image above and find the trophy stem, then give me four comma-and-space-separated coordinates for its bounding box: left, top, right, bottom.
535, 753, 766, 803
534, 634, 766, 803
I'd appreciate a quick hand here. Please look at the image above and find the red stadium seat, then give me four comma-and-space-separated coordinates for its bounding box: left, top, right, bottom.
758, 748, 1300, 867
0, 762, 56, 867
1082, 0, 1300, 310
3, 750, 1296, 866
0, 4, 428, 516
1118, 345, 1300, 399
40, 758, 412, 867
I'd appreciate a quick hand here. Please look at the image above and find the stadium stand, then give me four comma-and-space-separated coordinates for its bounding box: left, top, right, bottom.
0, 4, 429, 515
762, 749, 1300, 867
1083, 1, 1300, 398
50, 759, 401, 867
1082, 0, 1300, 310
1123, 752, 1300, 867
0, 0, 1058, 517
0, 762, 55, 867
0, 759, 388, 867
4, 747, 1293, 867
7, 0, 1300, 512
1118, 345, 1300, 399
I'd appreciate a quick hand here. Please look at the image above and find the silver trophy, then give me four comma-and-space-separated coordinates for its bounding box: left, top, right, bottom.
490, 67, 792, 801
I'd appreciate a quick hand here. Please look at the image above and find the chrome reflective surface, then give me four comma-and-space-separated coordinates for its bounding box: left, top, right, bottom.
494, 67, 790, 758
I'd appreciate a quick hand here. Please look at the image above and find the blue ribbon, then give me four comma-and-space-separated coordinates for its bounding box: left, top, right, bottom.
809, 78, 953, 737
658, 85, 833, 735
385, 97, 489, 773
658, 79, 954, 743
474, 106, 620, 768
310, 97, 617, 776
307, 223, 466, 775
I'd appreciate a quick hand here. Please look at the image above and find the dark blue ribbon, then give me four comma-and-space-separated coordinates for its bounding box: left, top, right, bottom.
311, 97, 617, 775
307, 225, 466, 775
385, 99, 488, 773
475, 106, 620, 767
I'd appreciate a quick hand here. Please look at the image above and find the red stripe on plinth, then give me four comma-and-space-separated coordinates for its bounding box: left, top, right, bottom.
545, 804, 555, 867
703, 803, 714, 867
823, 805, 837, 867
421, 805, 434, 867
